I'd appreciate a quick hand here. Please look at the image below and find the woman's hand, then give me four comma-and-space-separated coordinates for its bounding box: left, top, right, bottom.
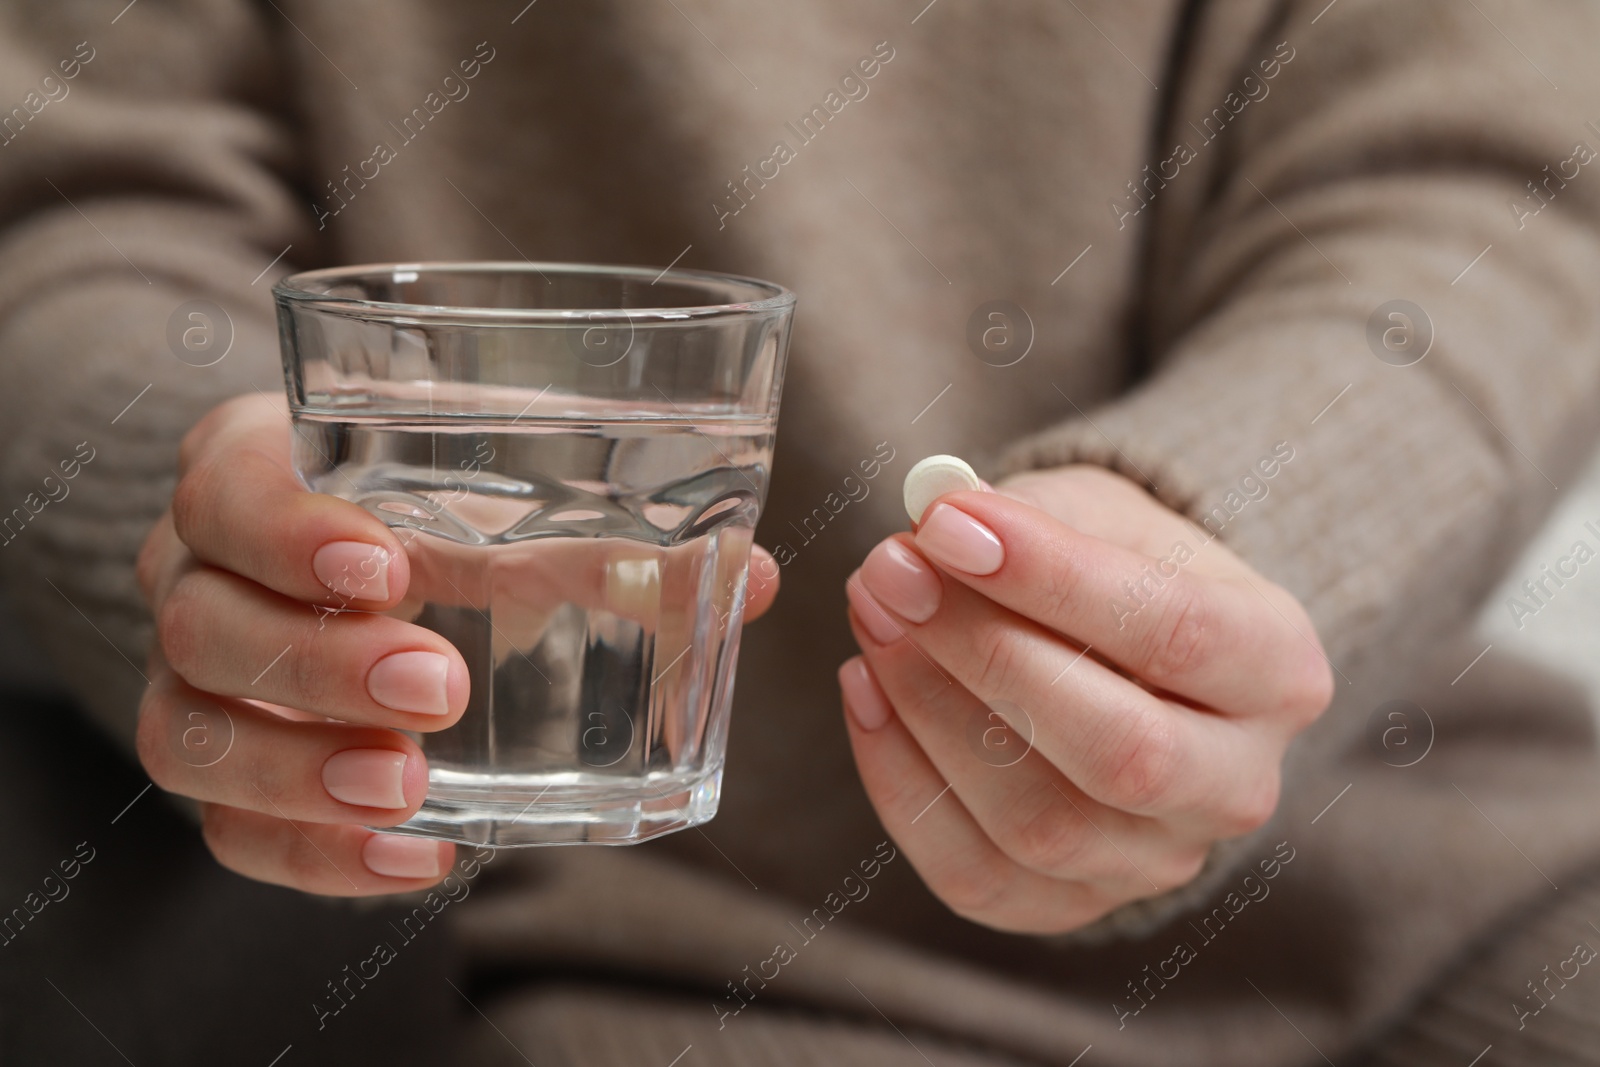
136, 393, 779, 896
838, 465, 1333, 934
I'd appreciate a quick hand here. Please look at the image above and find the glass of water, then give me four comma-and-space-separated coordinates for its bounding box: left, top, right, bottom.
273, 262, 794, 847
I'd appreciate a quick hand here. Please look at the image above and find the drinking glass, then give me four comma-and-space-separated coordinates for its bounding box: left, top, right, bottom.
273, 262, 794, 846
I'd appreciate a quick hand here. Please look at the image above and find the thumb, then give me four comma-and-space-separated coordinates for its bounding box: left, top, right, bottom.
171, 393, 411, 610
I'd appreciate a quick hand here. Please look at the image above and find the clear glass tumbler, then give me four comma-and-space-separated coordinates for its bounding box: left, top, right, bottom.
273, 262, 794, 846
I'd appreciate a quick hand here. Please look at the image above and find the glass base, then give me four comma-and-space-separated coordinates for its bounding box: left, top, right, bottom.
373, 766, 723, 847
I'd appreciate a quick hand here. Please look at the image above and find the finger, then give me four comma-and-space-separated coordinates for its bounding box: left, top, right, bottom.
837, 656, 1112, 934
201, 804, 454, 896
172, 396, 412, 610
744, 546, 780, 621
175, 391, 283, 476
157, 564, 468, 727
992, 466, 1212, 563
136, 512, 176, 604
137, 669, 430, 825
846, 610, 1204, 894
851, 553, 1279, 832
175, 398, 784, 623
911, 491, 1332, 719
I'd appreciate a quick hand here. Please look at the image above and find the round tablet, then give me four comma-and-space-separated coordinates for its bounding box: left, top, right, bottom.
903, 454, 981, 523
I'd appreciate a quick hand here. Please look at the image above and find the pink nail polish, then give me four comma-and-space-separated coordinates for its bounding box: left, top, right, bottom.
915, 504, 1004, 576
323, 749, 410, 809
313, 541, 391, 602
363, 833, 442, 879
860, 540, 942, 623
839, 657, 893, 731
847, 576, 903, 645
367, 651, 451, 715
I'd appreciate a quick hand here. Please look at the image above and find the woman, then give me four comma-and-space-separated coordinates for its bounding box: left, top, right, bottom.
3, 1, 1600, 1063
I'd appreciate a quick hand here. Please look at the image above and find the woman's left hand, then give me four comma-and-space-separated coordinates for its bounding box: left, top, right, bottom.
838, 465, 1333, 934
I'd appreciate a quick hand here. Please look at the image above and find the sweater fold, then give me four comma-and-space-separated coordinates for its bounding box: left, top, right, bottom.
3, 1, 1600, 1063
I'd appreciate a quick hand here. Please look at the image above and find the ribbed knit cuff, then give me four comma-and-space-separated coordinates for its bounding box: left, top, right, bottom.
986, 300, 1533, 942
0, 270, 283, 762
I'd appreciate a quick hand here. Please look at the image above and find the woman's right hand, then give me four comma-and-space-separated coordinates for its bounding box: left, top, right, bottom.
136, 392, 781, 896
135, 393, 469, 895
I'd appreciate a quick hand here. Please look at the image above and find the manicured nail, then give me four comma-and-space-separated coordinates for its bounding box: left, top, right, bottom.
860, 540, 942, 622
363, 833, 443, 879
915, 504, 1004, 576
367, 651, 451, 715
313, 541, 391, 601
839, 657, 893, 731
323, 749, 409, 809
604, 555, 661, 621
846, 575, 903, 645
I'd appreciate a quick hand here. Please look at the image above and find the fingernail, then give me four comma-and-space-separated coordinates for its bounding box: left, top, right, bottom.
604, 554, 661, 621
323, 749, 410, 809
363, 833, 443, 879
839, 656, 893, 731
860, 540, 942, 623
915, 504, 1005, 576
367, 651, 451, 715
314, 541, 391, 601
846, 575, 903, 645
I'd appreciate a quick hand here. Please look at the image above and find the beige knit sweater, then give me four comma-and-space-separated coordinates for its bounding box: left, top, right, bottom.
5, 1, 1600, 1063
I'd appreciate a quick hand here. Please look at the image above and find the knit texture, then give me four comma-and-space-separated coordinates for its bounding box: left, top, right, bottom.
3, 1, 1600, 1064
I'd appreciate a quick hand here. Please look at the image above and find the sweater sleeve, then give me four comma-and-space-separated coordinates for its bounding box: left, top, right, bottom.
998, 0, 1600, 939
0, 1, 313, 760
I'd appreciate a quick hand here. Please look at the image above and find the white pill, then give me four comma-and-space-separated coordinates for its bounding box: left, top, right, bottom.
903, 454, 981, 523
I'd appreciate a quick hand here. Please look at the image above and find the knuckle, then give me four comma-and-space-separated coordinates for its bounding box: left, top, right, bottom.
1051, 894, 1119, 936
1286, 648, 1336, 726
168, 459, 215, 548
177, 398, 250, 475
176, 418, 213, 477
135, 526, 163, 603
1003, 796, 1095, 876
1094, 712, 1179, 813
974, 626, 1028, 698
134, 687, 176, 785
1217, 765, 1281, 836
282, 827, 336, 887
155, 573, 208, 680
875, 773, 929, 825
200, 804, 291, 885
1262, 591, 1334, 725
281, 634, 329, 708
1143, 583, 1211, 680
933, 855, 1015, 921
198, 802, 233, 857
1157, 845, 1209, 889
243, 746, 293, 811
1034, 546, 1084, 625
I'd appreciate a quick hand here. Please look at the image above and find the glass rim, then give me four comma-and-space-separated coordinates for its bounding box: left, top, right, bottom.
273, 260, 796, 325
